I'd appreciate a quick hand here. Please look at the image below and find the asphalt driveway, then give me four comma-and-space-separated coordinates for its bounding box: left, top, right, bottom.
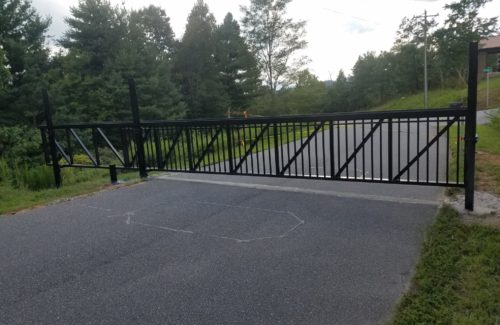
0, 175, 440, 324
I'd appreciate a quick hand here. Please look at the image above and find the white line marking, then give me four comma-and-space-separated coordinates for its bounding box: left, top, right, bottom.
122, 201, 305, 243
159, 176, 439, 206
75, 203, 113, 212
129, 220, 194, 234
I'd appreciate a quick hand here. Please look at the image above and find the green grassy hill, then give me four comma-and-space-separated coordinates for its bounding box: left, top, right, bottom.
374, 75, 500, 111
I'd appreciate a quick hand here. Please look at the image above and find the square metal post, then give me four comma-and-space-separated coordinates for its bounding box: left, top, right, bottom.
128, 78, 148, 179
42, 89, 62, 188
464, 42, 478, 211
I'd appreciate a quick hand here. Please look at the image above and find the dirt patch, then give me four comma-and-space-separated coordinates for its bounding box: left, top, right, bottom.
475, 151, 500, 195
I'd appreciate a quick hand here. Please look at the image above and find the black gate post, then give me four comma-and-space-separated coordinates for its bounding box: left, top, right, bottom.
273, 124, 280, 174
42, 89, 62, 188
128, 78, 148, 178
464, 42, 478, 211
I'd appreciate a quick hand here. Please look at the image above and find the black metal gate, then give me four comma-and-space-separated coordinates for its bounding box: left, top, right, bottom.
39, 43, 479, 210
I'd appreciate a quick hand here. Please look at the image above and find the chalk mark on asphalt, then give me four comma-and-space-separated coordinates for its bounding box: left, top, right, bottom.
76, 200, 306, 244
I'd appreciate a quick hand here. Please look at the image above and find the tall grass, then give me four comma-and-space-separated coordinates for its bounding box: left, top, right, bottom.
11, 164, 54, 191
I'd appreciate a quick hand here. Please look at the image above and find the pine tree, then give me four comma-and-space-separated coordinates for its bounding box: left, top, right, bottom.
214, 13, 260, 112
0, 0, 51, 125
174, 0, 228, 118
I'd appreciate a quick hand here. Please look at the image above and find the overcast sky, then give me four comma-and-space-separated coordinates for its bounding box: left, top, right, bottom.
32, 0, 499, 80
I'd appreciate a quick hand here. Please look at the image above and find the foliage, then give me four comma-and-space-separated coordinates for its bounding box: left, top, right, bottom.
241, 0, 308, 94
60, 0, 127, 74
51, 1, 186, 122
434, 0, 498, 85
215, 13, 260, 111
0, 126, 42, 166
0, 0, 51, 125
174, 0, 229, 118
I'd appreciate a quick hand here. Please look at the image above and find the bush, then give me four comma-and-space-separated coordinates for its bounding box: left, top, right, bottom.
0, 126, 43, 167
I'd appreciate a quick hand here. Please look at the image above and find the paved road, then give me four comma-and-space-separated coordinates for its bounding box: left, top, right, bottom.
477, 108, 499, 125
0, 173, 441, 324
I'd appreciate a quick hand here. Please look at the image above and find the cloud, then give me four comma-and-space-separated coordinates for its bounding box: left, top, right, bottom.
345, 21, 375, 34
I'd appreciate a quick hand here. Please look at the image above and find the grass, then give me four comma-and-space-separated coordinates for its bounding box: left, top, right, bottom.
446, 115, 500, 194
475, 121, 500, 195
375, 75, 500, 111
0, 169, 140, 215
392, 205, 500, 324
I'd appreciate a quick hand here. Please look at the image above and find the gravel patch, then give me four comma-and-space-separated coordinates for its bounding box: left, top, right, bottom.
445, 191, 500, 226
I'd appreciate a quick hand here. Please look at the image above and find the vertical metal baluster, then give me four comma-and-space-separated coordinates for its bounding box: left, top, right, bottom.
236, 126, 242, 171
260, 125, 269, 175
267, 124, 273, 175
407, 118, 410, 182
154, 129, 162, 170
457, 119, 461, 184
280, 124, 284, 173
362, 120, 365, 180
221, 125, 227, 173
293, 122, 298, 176
314, 123, 319, 178
353, 120, 357, 180
337, 121, 341, 179
426, 117, 430, 183
388, 118, 393, 182
417, 118, 420, 181
345, 120, 349, 179
379, 121, 383, 181
274, 123, 280, 175
446, 116, 450, 184
329, 121, 334, 179
322, 122, 326, 178
255, 124, 260, 174
370, 119, 374, 180
436, 118, 440, 183
307, 123, 312, 177
397, 118, 401, 180
243, 125, 248, 174
286, 123, 291, 176
300, 122, 305, 177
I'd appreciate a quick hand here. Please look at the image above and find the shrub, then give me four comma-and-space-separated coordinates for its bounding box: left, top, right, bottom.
0, 126, 43, 167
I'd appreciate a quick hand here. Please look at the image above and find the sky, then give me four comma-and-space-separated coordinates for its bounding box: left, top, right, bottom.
32, 0, 500, 81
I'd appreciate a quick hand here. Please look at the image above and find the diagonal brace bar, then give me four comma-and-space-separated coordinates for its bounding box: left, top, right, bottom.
163, 127, 183, 169
393, 116, 459, 181
55, 140, 71, 165
193, 127, 223, 171
97, 128, 125, 166
334, 119, 383, 179
70, 129, 98, 166
233, 124, 269, 173
279, 122, 324, 176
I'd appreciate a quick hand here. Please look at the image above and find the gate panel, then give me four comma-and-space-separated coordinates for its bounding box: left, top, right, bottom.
40, 109, 467, 187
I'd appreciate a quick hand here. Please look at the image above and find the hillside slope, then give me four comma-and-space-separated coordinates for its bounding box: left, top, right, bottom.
374, 75, 500, 111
